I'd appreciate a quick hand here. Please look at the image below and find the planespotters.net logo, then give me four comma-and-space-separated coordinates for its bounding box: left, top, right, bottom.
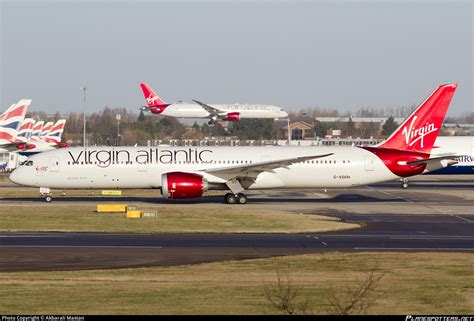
401, 116, 438, 149
406, 316, 474, 321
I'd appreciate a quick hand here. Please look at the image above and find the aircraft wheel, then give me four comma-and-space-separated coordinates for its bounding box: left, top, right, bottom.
225, 193, 237, 204
237, 193, 248, 204
402, 178, 409, 189
45, 196, 53, 202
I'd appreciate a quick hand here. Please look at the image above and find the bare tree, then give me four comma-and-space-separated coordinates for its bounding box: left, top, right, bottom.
263, 270, 311, 315
325, 260, 386, 315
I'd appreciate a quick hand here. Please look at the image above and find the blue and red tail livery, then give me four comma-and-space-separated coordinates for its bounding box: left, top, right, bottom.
0, 99, 31, 143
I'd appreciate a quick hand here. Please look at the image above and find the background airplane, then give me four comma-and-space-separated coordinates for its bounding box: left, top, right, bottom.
0, 99, 32, 152
10, 84, 459, 203
139, 82, 288, 125
429, 136, 474, 174
18, 119, 68, 155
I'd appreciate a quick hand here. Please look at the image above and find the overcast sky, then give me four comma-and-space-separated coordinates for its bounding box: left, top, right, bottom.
1, 0, 472, 116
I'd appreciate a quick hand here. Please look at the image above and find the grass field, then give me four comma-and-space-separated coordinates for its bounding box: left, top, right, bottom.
0, 203, 358, 233
0, 252, 472, 314
0, 173, 358, 233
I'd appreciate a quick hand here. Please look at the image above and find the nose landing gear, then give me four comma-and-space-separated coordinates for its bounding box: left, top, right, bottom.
40, 187, 53, 202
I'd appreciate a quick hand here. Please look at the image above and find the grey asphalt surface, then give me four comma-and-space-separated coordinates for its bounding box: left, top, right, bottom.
0, 175, 472, 271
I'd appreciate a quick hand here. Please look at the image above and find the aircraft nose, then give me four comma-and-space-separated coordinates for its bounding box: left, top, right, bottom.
9, 168, 24, 186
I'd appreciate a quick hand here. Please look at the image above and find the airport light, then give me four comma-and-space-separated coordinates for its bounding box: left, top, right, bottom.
287, 116, 291, 145
80, 86, 87, 147
116, 114, 121, 146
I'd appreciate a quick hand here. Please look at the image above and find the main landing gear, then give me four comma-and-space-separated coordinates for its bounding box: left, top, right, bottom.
224, 193, 248, 205
401, 178, 409, 189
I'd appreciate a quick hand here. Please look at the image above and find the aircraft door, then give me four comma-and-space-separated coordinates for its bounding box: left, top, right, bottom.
364, 156, 374, 171
50, 157, 60, 172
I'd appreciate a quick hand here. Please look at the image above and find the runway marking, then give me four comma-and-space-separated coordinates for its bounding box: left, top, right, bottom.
0, 235, 67, 238
365, 186, 412, 202
321, 242, 327, 246
453, 215, 474, 223
425, 205, 452, 215
321, 234, 473, 238
389, 236, 474, 240
354, 247, 474, 251
312, 236, 319, 240
0, 245, 164, 249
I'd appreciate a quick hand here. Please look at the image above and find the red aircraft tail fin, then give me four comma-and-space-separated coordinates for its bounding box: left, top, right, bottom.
140, 82, 167, 107
379, 84, 457, 154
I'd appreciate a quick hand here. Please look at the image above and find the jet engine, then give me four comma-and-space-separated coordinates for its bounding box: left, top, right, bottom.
17, 143, 36, 150
223, 112, 240, 121
161, 172, 209, 199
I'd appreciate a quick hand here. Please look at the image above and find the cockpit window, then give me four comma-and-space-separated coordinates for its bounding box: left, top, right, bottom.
25, 160, 34, 166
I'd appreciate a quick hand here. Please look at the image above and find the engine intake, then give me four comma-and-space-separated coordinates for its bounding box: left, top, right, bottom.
223, 112, 240, 121
161, 172, 208, 199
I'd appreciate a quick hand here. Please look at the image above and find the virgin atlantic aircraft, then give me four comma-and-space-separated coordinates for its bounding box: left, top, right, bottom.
139, 82, 288, 125
10, 84, 458, 203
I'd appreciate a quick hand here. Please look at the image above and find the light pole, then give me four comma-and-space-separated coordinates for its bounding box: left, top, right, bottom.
116, 114, 121, 146
287, 116, 291, 145
80, 86, 87, 146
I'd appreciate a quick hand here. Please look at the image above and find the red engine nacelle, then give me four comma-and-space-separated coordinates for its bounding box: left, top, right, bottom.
161, 172, 208, 199
223, 112, 240, 121
17, 143, 36, 150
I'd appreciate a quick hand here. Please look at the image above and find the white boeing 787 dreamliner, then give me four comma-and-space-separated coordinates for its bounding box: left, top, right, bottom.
10, 84, 459, 203
139, 82, 288, 125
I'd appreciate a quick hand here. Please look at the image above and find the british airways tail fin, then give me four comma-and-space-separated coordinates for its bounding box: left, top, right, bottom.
30, 120, 44, 141
0, 99, 31, 144
378, 84, 457, 154
0, 104, 16, 122
44, 119, 66, 144
16, 118, 35, 143
40, 121, 53, 139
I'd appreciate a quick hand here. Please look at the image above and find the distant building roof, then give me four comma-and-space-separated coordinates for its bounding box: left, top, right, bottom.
282, 121, 313, 130
315, 116, 405, 123
443, 123, 474, 129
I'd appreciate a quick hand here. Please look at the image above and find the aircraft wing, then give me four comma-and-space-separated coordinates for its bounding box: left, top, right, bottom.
203, 153, 333, 180
192, 100, 226, 116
